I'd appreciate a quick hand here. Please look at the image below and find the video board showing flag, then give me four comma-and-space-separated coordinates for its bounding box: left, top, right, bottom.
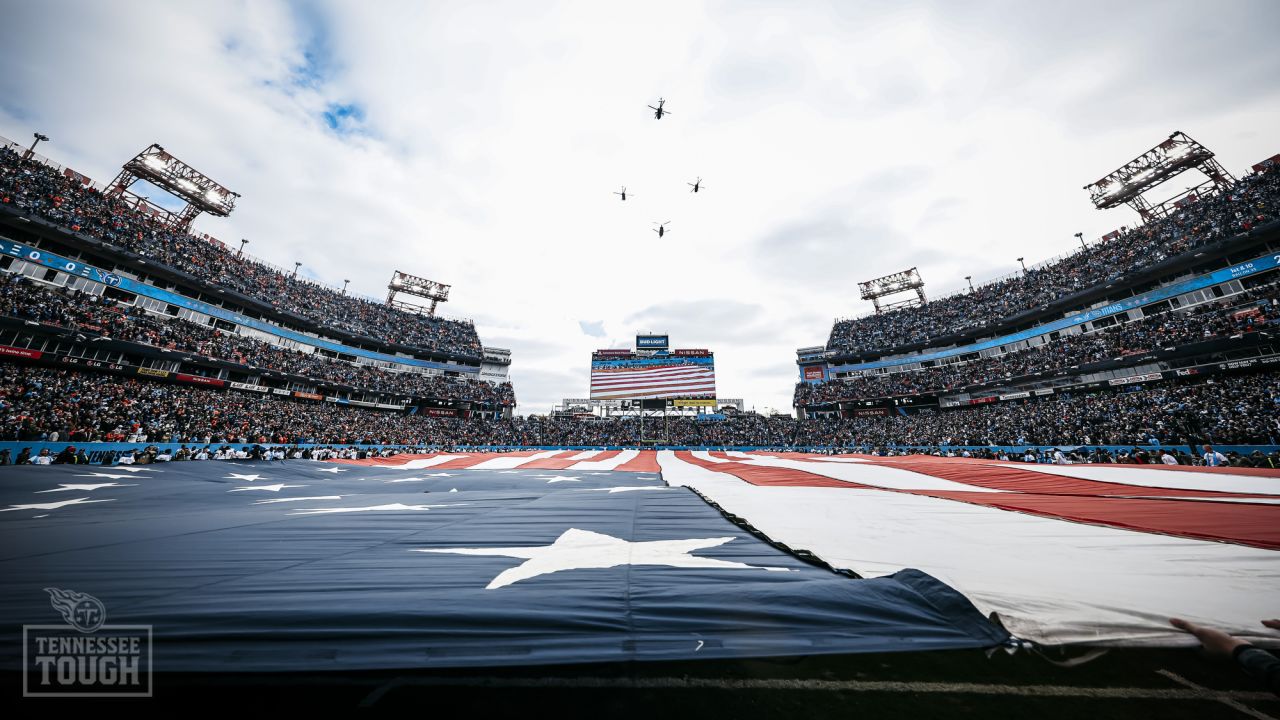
590, 355, 716, 400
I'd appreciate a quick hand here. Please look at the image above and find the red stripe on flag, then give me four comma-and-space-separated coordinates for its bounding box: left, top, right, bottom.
856, 456, 1275, 500
616, 451, 662, 473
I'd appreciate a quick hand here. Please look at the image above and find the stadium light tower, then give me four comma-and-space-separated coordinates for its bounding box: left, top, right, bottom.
292, 261, 301, 279
109, 144, 239, 232
238, 238, 248, 256
342, 279, 350, 295
1083, 131, 1235, 222
387, 270, 452, 317
1075, 232, 1085, 250
858, 267, 926, 314
965, 275, 973, 292
25, 132, 49, 159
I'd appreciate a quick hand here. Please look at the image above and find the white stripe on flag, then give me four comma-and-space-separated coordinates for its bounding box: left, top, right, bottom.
656, 450, 1280, 648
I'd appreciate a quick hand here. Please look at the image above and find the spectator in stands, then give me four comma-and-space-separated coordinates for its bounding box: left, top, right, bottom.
1202, 444, 1228, 467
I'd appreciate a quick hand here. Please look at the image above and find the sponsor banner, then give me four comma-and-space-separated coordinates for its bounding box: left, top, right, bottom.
1217, 357, 1280, 371
271, 388, 291, 396
594, 349, 632, 357
425, 408, 457, 417
999, 391, 1031, 400
802, 366, 825, 381
136, 367, 170, 379
672, 399, 716, 408
672, 349, 711, 357
292, 391, 323, 401
1174, 368, 1201, 377
968, 396, 997, 405
175, 373, 225, 387
852, 408, 889, 417
325, 397, 382, 409
636, 334, 669, 349
375, 403, 406, 410
0, 344, 42, 360
1, 240, 125, 286
940, 398, 963, 408
59, 356, 125, 371
230, 381, 269, 393
1108, 372, 1162, 386
1033, 388, 1055, 396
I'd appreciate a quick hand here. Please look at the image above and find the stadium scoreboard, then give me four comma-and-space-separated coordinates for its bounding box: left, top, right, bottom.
590, 334, 716, 402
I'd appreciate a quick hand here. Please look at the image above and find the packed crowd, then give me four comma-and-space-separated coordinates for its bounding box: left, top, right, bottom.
794, 372, 1280, 447
1, 273, 514, 405
0, 147, 482, 356
3, 364, 1277, 449
825, 164, 1280, 355
797, 287, 1279, 406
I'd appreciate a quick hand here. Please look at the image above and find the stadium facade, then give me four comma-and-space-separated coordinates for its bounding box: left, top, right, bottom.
0, 134, 515, 424
794, 146, 1280, 452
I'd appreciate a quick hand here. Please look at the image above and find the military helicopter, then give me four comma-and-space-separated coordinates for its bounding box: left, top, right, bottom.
687, 177, 704, 193
648, 98, 671, 120
652, 221, 671, 238
613, 186, 634, 201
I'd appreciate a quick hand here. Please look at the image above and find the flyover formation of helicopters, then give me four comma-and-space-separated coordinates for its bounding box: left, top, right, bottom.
616, 98, 702, 238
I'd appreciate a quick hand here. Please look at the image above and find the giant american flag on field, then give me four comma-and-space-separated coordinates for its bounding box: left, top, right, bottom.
590, 355, 716, 400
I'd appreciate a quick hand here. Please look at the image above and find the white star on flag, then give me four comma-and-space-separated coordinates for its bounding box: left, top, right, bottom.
314, 467, 347, 474
288, 502, 466, 516
75, 472, 144, 481
229, 484, 306, 492
0, 497, 115, 512
98, 467, 155, 473
225, 473, 265, 482
538, 475, 582, 484
36, 483, 136, 493
580, 487, 669, 494
413, 528, 791, 589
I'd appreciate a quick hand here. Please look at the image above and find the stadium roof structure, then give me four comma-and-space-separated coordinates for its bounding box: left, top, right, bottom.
387, 269, 451, 317
109, 144, 239, 231
858, 267, 926, 313
1083, 131, 1235, 221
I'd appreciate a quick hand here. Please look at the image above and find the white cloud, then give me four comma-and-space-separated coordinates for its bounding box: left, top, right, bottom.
2, 0, 1278, 414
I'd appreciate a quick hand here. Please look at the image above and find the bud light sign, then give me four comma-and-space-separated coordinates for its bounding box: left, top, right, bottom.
636, 335, 669, 349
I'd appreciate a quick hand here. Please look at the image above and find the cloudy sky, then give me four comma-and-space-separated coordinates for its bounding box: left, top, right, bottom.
2, 1, 1278, 414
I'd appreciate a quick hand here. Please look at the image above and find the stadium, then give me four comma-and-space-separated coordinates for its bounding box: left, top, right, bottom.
1, 2, 1278, 716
